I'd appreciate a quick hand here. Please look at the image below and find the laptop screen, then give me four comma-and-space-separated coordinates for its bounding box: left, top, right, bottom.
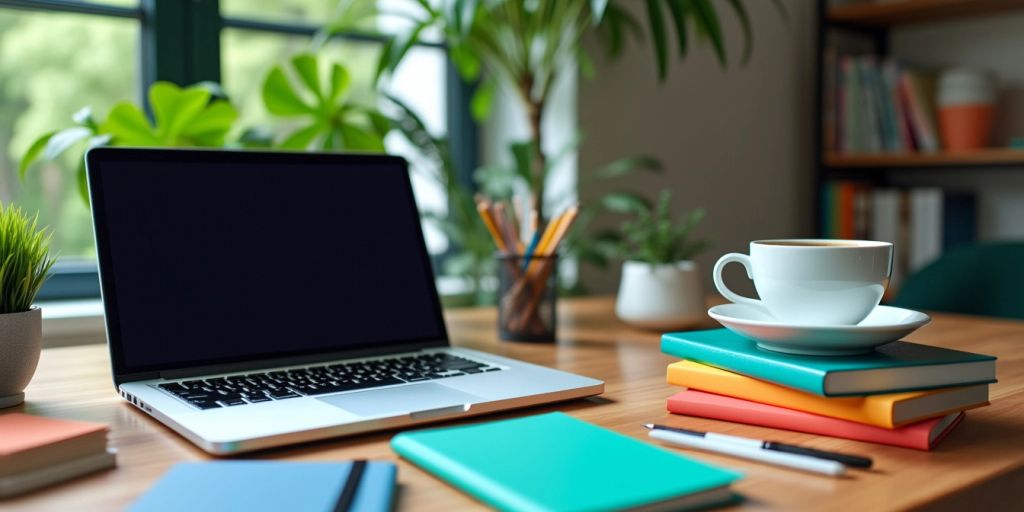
88, 149, 448, 375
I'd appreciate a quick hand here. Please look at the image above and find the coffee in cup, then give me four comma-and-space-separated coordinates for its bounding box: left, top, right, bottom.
713, 239, 893, 326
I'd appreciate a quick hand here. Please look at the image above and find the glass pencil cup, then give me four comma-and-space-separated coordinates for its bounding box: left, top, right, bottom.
497, 253, 558, 343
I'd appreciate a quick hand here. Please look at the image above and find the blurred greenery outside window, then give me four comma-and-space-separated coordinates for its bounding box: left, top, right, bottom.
0, 0, 476, 301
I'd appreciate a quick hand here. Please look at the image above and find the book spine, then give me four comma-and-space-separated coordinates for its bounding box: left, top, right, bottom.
842, 56, 861, 153
667, 392, 941, 450
824, 47, 838, 153
665, 362, 894, 425
942, 192, 977, 251
391, 435, 539, 511
908, 188, 944, 272
857, 57, 882, 152
661, 337, 828, 395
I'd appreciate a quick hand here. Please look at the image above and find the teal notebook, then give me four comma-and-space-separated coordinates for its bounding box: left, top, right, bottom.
662, 329, 996, 396
391, 412, 740, 512
129, 461, 396, 512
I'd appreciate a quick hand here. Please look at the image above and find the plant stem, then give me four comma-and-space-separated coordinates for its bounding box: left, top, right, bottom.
526, 96, 546, 222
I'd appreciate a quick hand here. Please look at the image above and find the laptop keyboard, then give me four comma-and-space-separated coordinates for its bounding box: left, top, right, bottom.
156, 352, 503, 410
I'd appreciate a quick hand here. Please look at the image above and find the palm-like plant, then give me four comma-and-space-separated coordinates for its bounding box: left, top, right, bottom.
374, 0, 779, 221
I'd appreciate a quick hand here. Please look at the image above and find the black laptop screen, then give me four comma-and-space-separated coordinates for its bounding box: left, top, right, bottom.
88, 150, 447, 374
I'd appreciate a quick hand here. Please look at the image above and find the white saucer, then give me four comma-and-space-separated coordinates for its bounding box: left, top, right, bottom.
707, 303, 931, 356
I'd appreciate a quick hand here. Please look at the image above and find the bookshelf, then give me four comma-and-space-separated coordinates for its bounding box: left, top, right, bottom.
828, 0, 1024, 27
814, 0, 1024, 237
815, 0, 1024, 288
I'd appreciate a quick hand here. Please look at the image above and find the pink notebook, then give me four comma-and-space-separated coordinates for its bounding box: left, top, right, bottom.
667, 390, 964, 451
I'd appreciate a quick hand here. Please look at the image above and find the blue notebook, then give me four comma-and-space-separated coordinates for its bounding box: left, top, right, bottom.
662, 329, 996, 396
392, 412, 741, 511
129, 461, 396, 512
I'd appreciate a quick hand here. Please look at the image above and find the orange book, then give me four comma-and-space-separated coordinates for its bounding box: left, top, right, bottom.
0, 413, 109, 477
667, 360, 988, 428
667, 390, 964, 451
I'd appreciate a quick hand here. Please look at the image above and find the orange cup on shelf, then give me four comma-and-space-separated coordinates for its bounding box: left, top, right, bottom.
939, 104, 994, 152
937, 67, 996, 152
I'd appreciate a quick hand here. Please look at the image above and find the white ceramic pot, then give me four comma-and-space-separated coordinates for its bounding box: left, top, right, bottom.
615, 260, 705, 331
0, 307, 42, 408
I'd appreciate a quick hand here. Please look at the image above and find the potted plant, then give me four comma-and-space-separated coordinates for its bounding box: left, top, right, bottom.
0, 203, 55, 408
611, 190, 709, 330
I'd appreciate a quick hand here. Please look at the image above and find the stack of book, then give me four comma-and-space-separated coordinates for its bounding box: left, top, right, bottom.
821, 182, 976, 290
661, 330, 997, 451
823, 50, 941, 154
0, 413, 116, 498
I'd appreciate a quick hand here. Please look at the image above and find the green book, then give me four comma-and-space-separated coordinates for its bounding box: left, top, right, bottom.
391, 412, 741, 511
662, 329, 997, 397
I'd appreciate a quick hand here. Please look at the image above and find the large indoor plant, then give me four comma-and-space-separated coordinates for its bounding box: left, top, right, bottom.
609, 190, 709, 330
373, 0, 773, 221
0, 203, 55, 408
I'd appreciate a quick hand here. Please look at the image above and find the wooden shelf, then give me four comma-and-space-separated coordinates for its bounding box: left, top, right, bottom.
824, 148, 1024, 168
828, 0, 1024, 27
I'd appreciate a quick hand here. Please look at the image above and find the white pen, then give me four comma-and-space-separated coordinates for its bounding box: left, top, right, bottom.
645, 424, 847, 477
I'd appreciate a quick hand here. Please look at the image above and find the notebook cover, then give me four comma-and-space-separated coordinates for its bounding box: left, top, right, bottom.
667, 390, 965, 450
128, 461, 396, 512
667, 360, 987, 428
0, 413, 107, 456
661, 328, 996, 396
0, 450, 116, 498
391, 412, 740, 511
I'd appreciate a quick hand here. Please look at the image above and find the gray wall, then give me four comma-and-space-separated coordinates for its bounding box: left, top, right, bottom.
577, 0, 816, 294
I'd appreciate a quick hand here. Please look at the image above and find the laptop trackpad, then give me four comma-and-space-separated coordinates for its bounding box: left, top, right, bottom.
317, 383, 484, 417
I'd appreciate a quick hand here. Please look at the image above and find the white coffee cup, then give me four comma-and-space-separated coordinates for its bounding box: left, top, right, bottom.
713, 240, 893, 326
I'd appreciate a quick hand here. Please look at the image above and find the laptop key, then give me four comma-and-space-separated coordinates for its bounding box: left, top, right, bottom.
246, 396, 272, 403
191, 400, 222, 410
218, 398, 247, 407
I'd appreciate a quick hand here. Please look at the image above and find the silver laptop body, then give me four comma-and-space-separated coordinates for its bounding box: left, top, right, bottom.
86, 148, 603, 455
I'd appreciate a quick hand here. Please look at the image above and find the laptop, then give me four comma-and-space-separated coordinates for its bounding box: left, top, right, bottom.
85, 148, 603, 455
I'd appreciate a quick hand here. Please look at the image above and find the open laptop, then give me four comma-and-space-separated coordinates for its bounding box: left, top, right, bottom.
85, 148, 603, 455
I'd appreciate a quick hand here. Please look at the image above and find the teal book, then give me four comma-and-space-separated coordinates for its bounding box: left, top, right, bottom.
392, 412, 741, 511
129, 461, 396, 512
662, 329, 996, 397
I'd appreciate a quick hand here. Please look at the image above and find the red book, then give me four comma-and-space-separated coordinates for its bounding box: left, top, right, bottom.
667, 390, 964, 451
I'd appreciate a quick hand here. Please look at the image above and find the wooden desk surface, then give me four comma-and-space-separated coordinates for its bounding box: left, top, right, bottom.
6, 296, 1024, 511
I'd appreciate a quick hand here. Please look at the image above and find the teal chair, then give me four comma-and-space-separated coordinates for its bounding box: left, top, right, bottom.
890, 242, 1024, 320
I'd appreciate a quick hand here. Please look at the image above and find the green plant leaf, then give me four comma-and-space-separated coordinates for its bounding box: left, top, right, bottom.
510, 141, 535, 187
43, 127, 92, 161
449, 44, 481, 80
470, 76, 496, 122
18, 131, 56, 180
601, 192, 651, 214
691, 0, 727, 66
280, 124, 323, 150
77, 159, 90, 206
150, 81, 211, 141
328, 63, 351, 104
339, 124, 385, 151
644, 0, 669, 81
590, 155, 663, 181
103, 103, 161, 145
72, 106, 98, 130
180, 100, 238, 144
291, 53, 322, 100
726, 0, 753, 63
238, 127, 275, 148
665, 0, 689, 58
262, 67, 315, 116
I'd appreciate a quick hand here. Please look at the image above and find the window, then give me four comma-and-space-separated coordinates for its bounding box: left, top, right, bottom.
0, 0, 476, 301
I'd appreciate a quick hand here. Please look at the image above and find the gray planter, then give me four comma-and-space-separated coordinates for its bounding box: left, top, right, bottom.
0, 307, 42, 408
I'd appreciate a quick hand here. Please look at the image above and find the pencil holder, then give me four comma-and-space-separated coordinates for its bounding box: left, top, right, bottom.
497, 253, 558, 343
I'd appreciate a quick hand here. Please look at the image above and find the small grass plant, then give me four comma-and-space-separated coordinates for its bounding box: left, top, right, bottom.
0, 203, 55, 314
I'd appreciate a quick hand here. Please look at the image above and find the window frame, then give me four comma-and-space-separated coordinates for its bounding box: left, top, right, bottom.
0, 0, 478, 301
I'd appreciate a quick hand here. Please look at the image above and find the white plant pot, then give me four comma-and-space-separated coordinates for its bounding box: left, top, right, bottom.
616, 261, 705, 331
0, 307, 42, 408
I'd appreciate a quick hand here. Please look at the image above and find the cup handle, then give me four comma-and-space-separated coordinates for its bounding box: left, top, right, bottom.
713, 253, 765, 311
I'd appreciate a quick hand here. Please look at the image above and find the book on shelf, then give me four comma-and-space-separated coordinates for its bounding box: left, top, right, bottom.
0, 413, 116, 498
666, 389, 965, 451
665, 359, 990, 428
822, 181, 976, 288
824, 51, 942, 155
661, 329, 997, 397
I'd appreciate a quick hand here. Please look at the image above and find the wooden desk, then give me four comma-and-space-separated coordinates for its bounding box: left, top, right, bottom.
6, 296, 1024, 511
